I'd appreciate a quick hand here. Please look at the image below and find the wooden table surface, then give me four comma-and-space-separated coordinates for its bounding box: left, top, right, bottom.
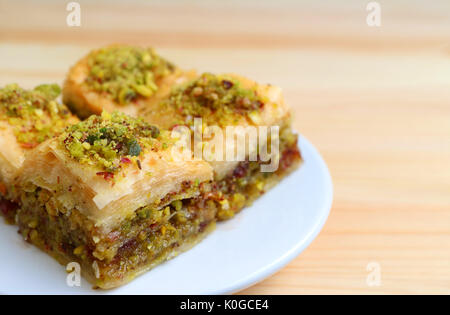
0, 0, 449, 294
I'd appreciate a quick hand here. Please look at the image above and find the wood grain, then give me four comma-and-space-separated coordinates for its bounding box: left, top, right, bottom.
0, 0, 449, 294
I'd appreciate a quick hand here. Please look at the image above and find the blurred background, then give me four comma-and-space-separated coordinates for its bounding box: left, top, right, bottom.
0, 0, 449, 294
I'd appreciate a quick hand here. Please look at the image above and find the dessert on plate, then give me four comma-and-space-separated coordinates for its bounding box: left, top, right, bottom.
0, 45, 303, 289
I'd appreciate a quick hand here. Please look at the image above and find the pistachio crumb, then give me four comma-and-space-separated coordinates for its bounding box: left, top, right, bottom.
0, 84, 72, 147
84, 46, 176, 104
60, 111, 169, 175
73, 245, 85, 256
162, 73, 266, 127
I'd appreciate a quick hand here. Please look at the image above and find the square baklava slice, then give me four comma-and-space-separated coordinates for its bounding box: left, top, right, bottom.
140, 73, 302, 220
16, 112, 215, 289
0, 84, 76, 222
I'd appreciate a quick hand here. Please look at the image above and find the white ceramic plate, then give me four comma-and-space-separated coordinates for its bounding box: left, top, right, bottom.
0, 135, 332, 295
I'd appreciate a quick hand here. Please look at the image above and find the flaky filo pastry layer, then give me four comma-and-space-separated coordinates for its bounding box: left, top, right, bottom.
0, 121, 26, 187
17, 112, 213, 233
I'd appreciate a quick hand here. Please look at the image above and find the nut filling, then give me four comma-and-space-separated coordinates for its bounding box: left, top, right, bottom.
17, 183, 216, 289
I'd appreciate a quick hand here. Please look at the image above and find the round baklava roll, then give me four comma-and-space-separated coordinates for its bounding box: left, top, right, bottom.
63, 45, 196, 119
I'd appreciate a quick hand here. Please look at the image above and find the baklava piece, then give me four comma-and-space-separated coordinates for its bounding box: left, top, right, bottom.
16, 112, 215, 289
0, 84, 76, 223
63, 45, 196, 119
140, 73, 302, 220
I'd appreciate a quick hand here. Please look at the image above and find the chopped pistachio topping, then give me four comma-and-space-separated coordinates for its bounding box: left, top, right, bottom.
60, 111, 169, 174
162, 73, 266, 127
0, 84, 72, 148
84, 46, 176, 105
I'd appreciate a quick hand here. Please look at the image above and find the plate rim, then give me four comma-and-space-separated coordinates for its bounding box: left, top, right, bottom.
208, 134, 333, 295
